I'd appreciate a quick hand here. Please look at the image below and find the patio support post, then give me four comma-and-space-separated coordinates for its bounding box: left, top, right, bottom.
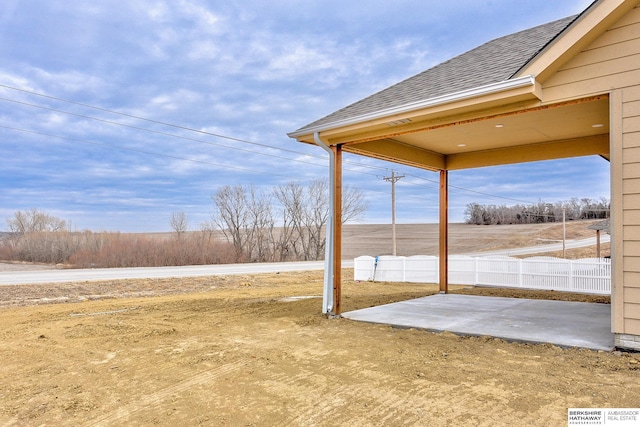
333, 144, 343, 315
439, 169, 449, 293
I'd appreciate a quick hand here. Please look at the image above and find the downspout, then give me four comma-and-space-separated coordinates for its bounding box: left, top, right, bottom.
314, 132, 334, 314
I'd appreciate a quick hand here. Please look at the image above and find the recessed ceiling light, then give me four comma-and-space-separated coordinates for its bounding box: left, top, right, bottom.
592, 123, 604, 128
495, 124, 504, 128
457, 144, 466, 147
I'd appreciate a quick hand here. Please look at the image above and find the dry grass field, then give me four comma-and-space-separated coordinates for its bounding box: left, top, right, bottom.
131, 220, 609, 260
341, 220, 609, 259
0, 221, 628, 427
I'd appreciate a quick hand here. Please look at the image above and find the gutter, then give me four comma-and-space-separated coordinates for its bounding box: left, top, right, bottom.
313, 132, 334, 314
288, 75, 537, 138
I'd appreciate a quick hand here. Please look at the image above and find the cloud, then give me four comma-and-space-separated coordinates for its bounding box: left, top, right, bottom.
0, 0, 604, 231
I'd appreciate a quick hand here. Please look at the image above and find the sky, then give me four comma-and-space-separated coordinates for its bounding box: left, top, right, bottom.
0, 0, 608, 232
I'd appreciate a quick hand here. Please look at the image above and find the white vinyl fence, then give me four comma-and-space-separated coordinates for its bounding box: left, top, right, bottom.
354, 255, 610, 295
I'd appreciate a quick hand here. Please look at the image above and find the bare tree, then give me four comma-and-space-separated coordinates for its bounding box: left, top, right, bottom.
274, 181, 309, 259
212, 180, 368, 262
342, 183, 369, 223
465, 198, 610, 225
212, 185, 250, 261
274, 179, 368, 261
169, 211, 189, 238
7, 208, 67, 235
246, 186, 276, 262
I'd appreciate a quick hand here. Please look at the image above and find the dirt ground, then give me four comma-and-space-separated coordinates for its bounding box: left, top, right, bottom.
0, 269, 638, 427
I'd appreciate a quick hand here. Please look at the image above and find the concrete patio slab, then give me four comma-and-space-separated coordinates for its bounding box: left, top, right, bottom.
342, 294, 614, 351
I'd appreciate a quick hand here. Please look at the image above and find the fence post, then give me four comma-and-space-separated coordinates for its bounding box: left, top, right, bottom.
402, 257, 406, 282
518, 258, 523, 288
474, 257, 479, 285
568, 259, 574, 292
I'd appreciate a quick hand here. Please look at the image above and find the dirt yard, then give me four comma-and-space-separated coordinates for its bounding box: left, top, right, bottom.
0, 269, 637, 427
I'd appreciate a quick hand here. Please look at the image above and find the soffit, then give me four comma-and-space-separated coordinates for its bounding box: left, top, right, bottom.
384, 96, 609, 155
337, 95, 610, 170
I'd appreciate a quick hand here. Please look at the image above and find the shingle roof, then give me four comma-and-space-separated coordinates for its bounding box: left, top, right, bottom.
292, 15, 578, 134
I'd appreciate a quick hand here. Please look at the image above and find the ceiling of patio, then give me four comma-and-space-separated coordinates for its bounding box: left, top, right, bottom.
327, 95, 610, 171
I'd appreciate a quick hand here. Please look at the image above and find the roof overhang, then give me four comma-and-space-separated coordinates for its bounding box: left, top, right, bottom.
290, 77, 609, 171
288, 75, 540, 140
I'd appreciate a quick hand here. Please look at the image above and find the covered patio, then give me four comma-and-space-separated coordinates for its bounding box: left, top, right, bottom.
289, 1, 640, 350
343, 294, 614, 351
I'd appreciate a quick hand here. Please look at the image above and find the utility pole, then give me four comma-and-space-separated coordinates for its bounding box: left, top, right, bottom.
562, 206, 566, 258
383, 170, 404, 256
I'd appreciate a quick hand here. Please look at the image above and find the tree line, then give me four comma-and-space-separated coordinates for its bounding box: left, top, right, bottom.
464, 197, 610, 225
0, 208, 234, 267
0, 180, 367, 267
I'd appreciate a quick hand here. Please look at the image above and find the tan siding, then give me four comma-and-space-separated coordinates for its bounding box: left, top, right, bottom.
611, 4, 640, 28
625, 302, 640, 320
623, 255, 640, 271
625, 225, 640, 240
549, 55, 640, 88
624, 177, 640, 193
623, 209, 640, 224
588, 20, 640, 50
622, 146, 640, 164
624, 304, 640, 320
622, 156, 640, 176
622, 193, 640, 208
543, 6, 640, 103
622, 31, 640, 333
625, 318, 640, 335
622, 84, 640, 102
625, 286, 640, 301
544, 70, 640, 101
624, 100, 640, 117
623, 271, 640, 285
624, 115, 640, 133
621, 129, 640, 146
555, 23, 640, 71
624, 241, 640, 255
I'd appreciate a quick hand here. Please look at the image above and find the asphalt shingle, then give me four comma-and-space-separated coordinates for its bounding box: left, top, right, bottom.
293, 15, 577, 134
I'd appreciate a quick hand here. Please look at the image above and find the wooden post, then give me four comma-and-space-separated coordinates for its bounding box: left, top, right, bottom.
596, 229, 601, 258
333, 144, 343, 315
439, 169, 448, 293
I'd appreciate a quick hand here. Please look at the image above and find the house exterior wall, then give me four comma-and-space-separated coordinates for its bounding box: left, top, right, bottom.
543, 5, 640, 349
542, 5, 640, 103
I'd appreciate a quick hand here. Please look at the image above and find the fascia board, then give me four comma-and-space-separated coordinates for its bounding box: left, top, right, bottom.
287, 75, 538, 139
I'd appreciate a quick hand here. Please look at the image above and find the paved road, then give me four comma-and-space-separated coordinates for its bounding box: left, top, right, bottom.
0, 234, 605, 286
460, 235, 610, 257
0, 260, 355, 286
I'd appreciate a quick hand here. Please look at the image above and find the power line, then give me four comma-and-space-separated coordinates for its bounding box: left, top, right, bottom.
0, 84, 565, 205
0, 96, 324, 164
0, 95, 389, 180
0, 83, 308, 155
401, 171, 538, 205
0, 125, 298, 179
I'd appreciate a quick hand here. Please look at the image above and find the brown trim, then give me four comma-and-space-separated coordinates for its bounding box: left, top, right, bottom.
446, 134, 609, 170
333, 144, 343, 315
439, 170, 449, 293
